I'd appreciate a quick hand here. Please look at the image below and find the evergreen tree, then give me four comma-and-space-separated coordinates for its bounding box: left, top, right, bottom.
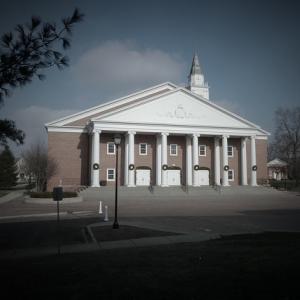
0, 146, 17, 187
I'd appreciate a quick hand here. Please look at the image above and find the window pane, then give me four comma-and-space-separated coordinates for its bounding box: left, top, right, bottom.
199, 145, 206, 156
108, 143, 115, 154
170, 144, 177, 155
140, 143, 147, 154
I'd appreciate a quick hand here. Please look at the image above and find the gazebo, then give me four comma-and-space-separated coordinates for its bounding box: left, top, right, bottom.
267, 158, 288, 180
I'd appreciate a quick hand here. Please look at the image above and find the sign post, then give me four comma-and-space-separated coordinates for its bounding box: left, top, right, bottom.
53, 187, 63, 255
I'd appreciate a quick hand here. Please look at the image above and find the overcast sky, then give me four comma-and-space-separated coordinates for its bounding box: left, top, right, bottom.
1, 0, 299, 155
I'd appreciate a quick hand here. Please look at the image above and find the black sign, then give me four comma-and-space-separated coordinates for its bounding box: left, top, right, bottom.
53, 187, 63, 201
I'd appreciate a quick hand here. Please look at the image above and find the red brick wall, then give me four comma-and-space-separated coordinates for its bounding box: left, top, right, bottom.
135, 135, 156, 184
199, 137, 214, 184
168, 136, 186, 185
47, 132, 89, 191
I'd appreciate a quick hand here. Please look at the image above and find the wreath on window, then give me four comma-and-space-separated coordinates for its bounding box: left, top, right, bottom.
252, 165, 257, 171
224, 165, 229, 171
162, 164, 168, 170
194, 165, 200, 171
129, 164, 135, 170
93, 163, 99, 170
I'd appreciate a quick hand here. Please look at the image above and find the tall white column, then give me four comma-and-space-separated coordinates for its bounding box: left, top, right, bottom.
222, 134, 230, 186
128, 131, 136, 187
91, 129, 101, 187
161, 132, 169, 187
192, 133, 200, 186
250, 135, 257, 186
156, 134, 162, 186
186, 135, 192, 186
124, 134, 129, 186
214, 136, 221, 185
241, 137, 248, 185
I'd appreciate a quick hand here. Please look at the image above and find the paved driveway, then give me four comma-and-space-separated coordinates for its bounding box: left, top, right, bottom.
1, 186, 300, 237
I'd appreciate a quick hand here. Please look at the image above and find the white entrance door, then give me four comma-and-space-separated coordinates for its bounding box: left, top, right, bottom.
167, 170, 181, 186
198, 170, 209, 185
136, 169, 151, 186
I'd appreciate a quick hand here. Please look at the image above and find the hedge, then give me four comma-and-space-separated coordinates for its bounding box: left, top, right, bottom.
30, 191, 78, 198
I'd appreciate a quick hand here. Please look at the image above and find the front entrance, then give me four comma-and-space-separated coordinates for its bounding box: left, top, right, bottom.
136, 169, 151, 186
167, 170, 181, 186
198, 169, 209, 185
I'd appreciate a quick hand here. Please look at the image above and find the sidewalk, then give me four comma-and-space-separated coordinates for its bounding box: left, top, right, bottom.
0, 190, 24, 205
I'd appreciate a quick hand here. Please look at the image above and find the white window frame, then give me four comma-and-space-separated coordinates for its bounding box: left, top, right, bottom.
228, 169, 234, 181
139, 143, 147, 155
107, 168, 115, 181
107, 142, 115, 155
199, 145, 206, 156
228, 146, 234, 157
170, 144, 178, 156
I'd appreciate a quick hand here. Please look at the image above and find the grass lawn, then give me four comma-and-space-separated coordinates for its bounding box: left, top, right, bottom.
91, 225, 180, 241
1, 232, 300, 299
0, 190, 9, 197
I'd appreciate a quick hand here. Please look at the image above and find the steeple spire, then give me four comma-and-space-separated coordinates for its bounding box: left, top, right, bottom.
189, 53, 202, 76
188, 53, 209, 100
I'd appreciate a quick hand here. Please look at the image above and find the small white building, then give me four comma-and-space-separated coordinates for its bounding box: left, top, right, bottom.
267, 158, 288, 180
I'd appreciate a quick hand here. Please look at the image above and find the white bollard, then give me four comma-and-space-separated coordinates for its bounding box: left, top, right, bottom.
98, 201, 103, 214
104, 205, 109, 222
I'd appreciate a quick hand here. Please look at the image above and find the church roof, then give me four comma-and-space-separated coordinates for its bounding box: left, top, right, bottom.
189, 53, 202, 76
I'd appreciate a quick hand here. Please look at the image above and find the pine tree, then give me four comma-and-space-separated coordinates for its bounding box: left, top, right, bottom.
0, 146, 17, 187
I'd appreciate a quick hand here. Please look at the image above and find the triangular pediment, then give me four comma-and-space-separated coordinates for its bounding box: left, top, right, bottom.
95, 89, 257, 130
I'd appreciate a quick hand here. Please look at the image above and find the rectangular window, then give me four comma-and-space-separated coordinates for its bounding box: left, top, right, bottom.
228, 169, 234, 181
170, 144, 178, 156
107, 142, 115, 155
199, 145, 206, 156
228, 146, 234, 157
139, 143, 147, 155
107, 168, 115, 181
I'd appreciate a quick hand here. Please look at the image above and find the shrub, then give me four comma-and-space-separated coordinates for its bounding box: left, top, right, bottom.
30, 191, 78, 198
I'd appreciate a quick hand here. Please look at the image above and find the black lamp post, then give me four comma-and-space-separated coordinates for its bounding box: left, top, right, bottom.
113, 134, 121, 229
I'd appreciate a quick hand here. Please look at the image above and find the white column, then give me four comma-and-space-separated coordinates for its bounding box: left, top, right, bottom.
214, 136, 221, 185
91, 129, 101, 187
186, 135, 192, 186
124, 134, 129, 186
192, 133, 200, 186
161, 132, 169, 187
241, 137, 248, 185
250, 135, 257, 186
222, 134, 229, 186
128, 131, 136, 187
156, 134, 162, 186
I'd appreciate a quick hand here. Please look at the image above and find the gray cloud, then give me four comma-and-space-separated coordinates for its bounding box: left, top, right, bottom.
72, 40, 185, 93
7, 106, 77, 155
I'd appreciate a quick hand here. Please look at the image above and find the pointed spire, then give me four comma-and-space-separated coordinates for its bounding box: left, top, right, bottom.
189, 53, 202, 76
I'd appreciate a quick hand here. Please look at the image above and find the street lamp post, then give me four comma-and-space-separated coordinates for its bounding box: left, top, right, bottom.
113, 134, 121, 229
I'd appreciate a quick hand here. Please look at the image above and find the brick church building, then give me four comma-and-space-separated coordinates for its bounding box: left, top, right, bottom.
46, 54, 269, 190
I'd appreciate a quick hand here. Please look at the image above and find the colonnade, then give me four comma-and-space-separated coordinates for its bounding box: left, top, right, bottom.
90, 130, 257, 187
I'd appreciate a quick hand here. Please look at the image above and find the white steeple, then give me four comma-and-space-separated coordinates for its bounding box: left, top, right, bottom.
188, 54, 209, 100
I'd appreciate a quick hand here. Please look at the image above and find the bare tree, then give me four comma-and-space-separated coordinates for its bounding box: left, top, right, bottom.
272, 107, 300, 184
23, 142, 58, 192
